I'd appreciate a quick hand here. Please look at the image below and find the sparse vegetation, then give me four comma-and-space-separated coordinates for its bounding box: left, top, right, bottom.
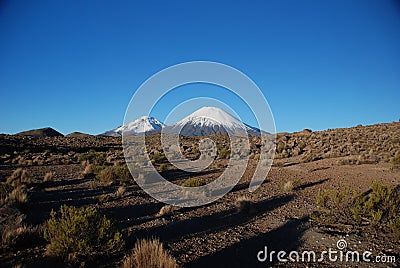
218, 148, 230, 159
158, 205, 176, 217
79, 151, 106, 165
159, 164, 168, 172
181, 178, 206, 188
0, 182, 14, 206
281, 178, 303, 193
351, 181, 400, 227
115, 186, 126, 198
150, 151, 167, 164
96, 165, 133, 185
7, 168, 30, 187
44, 171, 54, 182
122, 238, 178, 268
98, 193, 112, 203
2, 225, 42, 250
44, 205, 124, 260
7, 185, 28, 205
0, 122, 399, 266
391, 154, 400, 169
311, 181, 400, 241
282, 181, 294, 193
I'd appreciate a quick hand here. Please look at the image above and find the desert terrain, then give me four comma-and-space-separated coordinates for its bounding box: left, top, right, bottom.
0, 122, 399, 267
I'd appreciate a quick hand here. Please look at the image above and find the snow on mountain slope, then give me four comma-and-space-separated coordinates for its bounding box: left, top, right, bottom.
103, 116, 165, 136
167, 106, 261, 136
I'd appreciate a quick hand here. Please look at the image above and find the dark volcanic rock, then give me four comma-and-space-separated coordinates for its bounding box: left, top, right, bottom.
16, 127, 64, 137
66, 132, 93, 138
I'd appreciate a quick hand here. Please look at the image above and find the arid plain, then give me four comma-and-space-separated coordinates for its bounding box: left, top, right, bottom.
0, 122, 399, 267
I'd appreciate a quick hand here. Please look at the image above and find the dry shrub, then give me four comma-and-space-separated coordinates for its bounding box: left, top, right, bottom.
281, 178, 303, 193
311, 181, 400, 241
7, 168, 30, 187
97, 167, 117, 185
122, 238, 178, 268
98, 194, 111, 203
97, 165, 132, 185
149, 151, 167, 164
44, 205, 124, 260
181, 178, 205, 188
159, 164, 168, 172
391, 154, 400, 169
235, 196, 256, 214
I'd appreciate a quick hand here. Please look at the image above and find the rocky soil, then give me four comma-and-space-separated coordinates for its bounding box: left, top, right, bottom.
0, 122, 399, 267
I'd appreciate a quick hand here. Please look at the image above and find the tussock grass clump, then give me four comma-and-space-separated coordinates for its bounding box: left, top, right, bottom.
122, 238, 178, 268
44, 172, 54, 182
7, 168, 30, 187
0, 182, 14, 205
235, 196, 256, 214
0, 176, 28, 206
158, 205, 176, 217
7, 185, 28, 205
2, 225, 42, 249
115, 186, 126, 198
282, 181, 294, 193
181, 178, 206, 188
44, 205, 124, 260
98, 194, 112, 203
281, 178, 303, 193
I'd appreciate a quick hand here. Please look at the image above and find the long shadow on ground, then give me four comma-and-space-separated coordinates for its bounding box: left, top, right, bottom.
131, 194, 294, 245
160, 168, 220, 182
102, 202, 166, 228
295, 178, 330, 191
25, 180, 103, 225
188, 216, 309, 268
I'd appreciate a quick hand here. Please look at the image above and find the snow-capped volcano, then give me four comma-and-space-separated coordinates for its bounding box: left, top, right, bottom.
165, 106, 261, 136
103, 116, 165, 136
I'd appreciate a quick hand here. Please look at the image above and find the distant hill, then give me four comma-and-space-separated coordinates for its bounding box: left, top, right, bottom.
16, 127, 64, 137
66, 132, 93, 138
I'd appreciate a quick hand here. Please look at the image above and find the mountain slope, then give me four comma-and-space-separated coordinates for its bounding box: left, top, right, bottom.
16, 127, 64, 137
103, 116, 165, 136
165, 106, 261, 136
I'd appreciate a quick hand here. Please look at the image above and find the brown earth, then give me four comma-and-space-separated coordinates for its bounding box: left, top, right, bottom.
0, 122, 399, 267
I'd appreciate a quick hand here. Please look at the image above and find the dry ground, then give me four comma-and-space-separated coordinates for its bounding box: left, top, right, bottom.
0, 122, 399, 267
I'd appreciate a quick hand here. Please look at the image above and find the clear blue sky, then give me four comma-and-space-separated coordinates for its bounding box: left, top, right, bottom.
1, 0, 399, 135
